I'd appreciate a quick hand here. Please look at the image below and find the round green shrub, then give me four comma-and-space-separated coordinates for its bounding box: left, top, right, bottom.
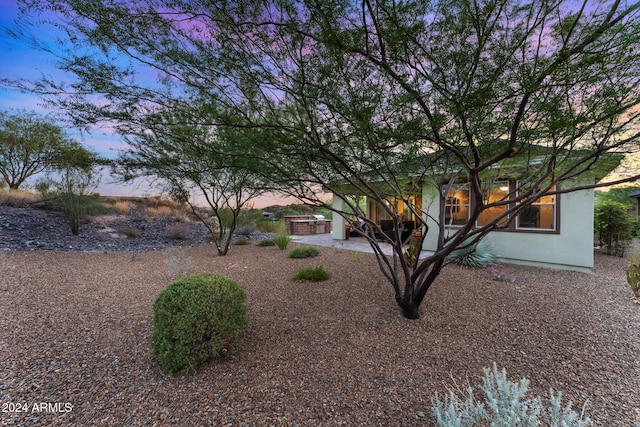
257, 239, 276, 247
151, 273, 248, 375
288, 246, 320, 258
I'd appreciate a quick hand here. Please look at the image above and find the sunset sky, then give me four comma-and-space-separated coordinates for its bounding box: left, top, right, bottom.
0, 0, 295, 207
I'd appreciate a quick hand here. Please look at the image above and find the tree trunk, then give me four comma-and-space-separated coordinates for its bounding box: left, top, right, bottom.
397, 297, 421, 320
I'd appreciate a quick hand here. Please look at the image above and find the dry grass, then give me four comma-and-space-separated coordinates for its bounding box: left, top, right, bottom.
0, 189, 42, 207
113, 201, 132, 215
115, 225, 144, 238
165, 223, 193, 240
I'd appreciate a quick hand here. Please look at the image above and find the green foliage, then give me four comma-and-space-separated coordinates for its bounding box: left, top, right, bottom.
594, 187, 640, 209
288, 246, 320, 259
0, 109, 98, 190
432, 363, 590, 427
14, 0, 640, 319
151, 273, 247, 375
256, 219, 282, 233
293, 266, 331, 282
274, 204, 314, 220
273, 232, 292, 250
257, 239, 276, 247
38, 184, 107, 235
626, 257, 640, 298
594, 201, 634, 256
448, 239, 496, 268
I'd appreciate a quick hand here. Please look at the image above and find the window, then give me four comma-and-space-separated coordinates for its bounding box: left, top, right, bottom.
445, 184, 470, 226
477, 180, 509, 227
516, 186, 556, 230
440, 180, 558, 233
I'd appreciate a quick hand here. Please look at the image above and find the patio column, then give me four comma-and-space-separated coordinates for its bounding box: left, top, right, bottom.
331, 196, 346, 240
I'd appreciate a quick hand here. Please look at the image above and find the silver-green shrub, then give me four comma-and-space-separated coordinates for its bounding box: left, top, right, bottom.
431, 363, 590, 427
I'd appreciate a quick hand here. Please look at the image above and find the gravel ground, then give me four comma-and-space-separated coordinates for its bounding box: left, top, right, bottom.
1, 209, 639, 426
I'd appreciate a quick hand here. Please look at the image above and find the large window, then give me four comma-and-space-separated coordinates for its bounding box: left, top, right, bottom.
445, 185, 470, 226
441, 180, 558, 232
477, 180, 510, 227
516, 186, 556, 230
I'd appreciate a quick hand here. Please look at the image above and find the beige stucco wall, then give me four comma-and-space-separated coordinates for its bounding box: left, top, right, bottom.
422, 185, 595, 272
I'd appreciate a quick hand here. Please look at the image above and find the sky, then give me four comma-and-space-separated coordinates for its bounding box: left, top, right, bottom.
0, 0, 296, 208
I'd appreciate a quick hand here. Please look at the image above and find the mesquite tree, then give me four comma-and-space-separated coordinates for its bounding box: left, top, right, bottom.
116, 108, 267, 256
0, 109, 95, 190
8, 0, 640, 318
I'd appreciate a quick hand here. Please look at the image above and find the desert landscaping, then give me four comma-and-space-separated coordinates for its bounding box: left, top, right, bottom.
1, 200, 639, 426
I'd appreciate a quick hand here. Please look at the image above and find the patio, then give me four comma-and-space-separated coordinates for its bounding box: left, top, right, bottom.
291, 233, 432, 258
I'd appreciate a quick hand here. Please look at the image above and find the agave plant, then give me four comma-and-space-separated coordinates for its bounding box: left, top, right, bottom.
448, 239, 496, 268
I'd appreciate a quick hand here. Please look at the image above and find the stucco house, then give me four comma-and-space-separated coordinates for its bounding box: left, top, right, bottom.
330, 154, 621, 273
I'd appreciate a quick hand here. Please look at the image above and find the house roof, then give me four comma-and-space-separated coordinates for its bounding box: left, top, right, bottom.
629, 190, 640, 198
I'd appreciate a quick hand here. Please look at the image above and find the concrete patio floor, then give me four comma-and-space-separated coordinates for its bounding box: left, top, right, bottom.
290, 233, 432, 258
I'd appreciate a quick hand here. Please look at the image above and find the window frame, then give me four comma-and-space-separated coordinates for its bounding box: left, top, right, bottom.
515, 184, 557, 232
440, 180, 560, 234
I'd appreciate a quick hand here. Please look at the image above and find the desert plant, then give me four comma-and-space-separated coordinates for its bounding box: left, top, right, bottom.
113, 200, 132, 214
257, 239, 276, 247
288, 246, 320, 259
234, 224, 256, 238
163, 249, 194, 280
404, 238, 422, 266
594, 201, 634, 257
0, 189, 42, 207
448, 239, 496, 267
256, 219, 281, 233
626, 257, 640, 299
486, 266, 516, 283
116, 225, 143, 238
165, 223, 193, 241
151, 273, 247, 375
293, 266, 331, 282
273, 232, 292, 250
431, 363, 590, 427
233, 239, 251, 246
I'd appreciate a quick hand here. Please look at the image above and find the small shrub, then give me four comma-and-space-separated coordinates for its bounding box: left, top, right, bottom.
234, 224, 256, 238
288, 246, 320, 258
165, 223, 193, 241
448, 239, 496, 267
257, 239, 276, 247
113, 200, 132, 214
233, 239, 251, 246
151, 273, 248, 375
486, 266, 516, 282
294, 266, 331, 282
116, 225, 143, 238
256, 219, 281, 233
273, 232, 292, 250
431, 363, 590, 427
626, 256, 640, 299
146, 204, 173, 218
404, 238, 422, 265
164, 249, 194, 280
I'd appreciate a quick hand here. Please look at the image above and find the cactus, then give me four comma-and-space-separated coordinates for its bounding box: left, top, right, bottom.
626, 257, 640, 298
